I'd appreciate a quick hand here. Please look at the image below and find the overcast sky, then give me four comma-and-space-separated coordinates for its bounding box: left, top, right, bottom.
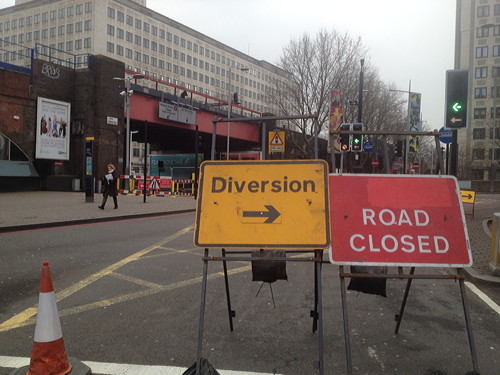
1, 0, 456, 129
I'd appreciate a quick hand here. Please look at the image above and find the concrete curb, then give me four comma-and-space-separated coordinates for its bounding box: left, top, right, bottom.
0, 209, 196, 234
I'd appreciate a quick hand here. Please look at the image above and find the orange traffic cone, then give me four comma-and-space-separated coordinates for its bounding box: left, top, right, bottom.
26, 261, 72, 375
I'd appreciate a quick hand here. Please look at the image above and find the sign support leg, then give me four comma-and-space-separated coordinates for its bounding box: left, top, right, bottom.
339, 266, 353, 375
221, 248, 235, 332
196, 248, 210, 375
394, 267, 415, 334
314, 250, 325, 375
458, 268, 479, 372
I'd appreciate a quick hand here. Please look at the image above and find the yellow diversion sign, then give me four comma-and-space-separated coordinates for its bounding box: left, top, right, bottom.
460, 189, 476, 204
194, 160, 330, 249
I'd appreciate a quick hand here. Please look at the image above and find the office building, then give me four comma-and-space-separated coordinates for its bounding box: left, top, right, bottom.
0, 0, 288, 114
455, 0, 500, 190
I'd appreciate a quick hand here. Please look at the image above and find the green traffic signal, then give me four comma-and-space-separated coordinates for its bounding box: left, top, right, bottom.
452, 102, 462, 112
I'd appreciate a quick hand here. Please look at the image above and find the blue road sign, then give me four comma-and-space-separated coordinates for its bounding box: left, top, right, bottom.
439, 127, 453, 144
363, 141, 373, 152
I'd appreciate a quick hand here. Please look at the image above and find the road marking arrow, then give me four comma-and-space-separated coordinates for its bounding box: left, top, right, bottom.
243, 205, 281, 224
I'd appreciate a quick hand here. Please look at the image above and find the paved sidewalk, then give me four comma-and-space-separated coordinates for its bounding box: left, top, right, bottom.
0, 191, 498, 284
0, 191, 196, 231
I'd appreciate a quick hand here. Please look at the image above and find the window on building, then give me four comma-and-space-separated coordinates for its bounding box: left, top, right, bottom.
495, 4, 500, 15
126, 48, 132, 58
167, 32, 172, 41
76, 5, 83, 15
151, 57, 157, 66
472, 148, 485, 160
475, 87, 487, 98
160, 29, 165, 39
475, 67, 488, 78
49, 10, 56, 21
84, 38, 91, 48
85, 2, 92, 13
75, 21, 82, 32
126, 15, 133, 26
135, 51, 141, 61
117, 11, 124, 22
135, 19, 141, 29
50, 27, 56, 37
151, 41, 157, 51
143, 38, 149, 48
107, 25, 115, 36
34, 14, 40, 24
135, 35, 141, 45
491, 107, 500, 118
474, 107, 487, 119
117, 28, 124, 39
117, 45, 124, 56
42, 12, 48, 22
126, 31, 133, 42
159, 44, 165, 54
174, 35, 179, 44
473, 128, 486, 139
66, 23, 73, 34
476, 46, 488, 58
84, 20, 91, 31
67, 6, 74, 17
152, 25, 157, 36
477, 5, 489, 17
66, 41, 73, 51
143, 54, 149, 63
491, 128, 500, 140
143, 22, 150, 32
34, 30, 40, 40
75, 39, 82, 50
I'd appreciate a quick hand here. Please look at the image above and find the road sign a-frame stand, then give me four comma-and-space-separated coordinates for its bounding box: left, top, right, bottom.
193, 160, 331, 375
337, 266, 478, 374
195, 248, 326, 375
329, 174, 478, 374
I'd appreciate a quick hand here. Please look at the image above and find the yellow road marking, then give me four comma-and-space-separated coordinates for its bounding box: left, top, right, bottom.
1, 264, 251, 331
111, 272, 165, 289
0, 225, 193, 333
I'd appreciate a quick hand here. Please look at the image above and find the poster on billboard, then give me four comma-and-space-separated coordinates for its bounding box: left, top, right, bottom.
35, 97, 71, 160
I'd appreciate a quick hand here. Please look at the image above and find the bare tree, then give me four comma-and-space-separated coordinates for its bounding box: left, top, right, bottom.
269, 29, 408, 158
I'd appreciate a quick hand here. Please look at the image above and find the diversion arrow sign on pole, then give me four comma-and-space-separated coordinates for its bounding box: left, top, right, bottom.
242, 205, 281, 223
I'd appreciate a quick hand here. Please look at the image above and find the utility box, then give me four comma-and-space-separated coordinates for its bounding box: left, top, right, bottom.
491, 213, 500, 276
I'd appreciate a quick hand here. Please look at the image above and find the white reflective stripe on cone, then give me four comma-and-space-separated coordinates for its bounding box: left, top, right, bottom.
33, 291, 63, 342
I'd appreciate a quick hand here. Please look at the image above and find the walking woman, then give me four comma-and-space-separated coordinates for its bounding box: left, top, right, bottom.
98, 164, 118, 209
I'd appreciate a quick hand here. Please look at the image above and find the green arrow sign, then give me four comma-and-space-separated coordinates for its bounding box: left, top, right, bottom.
452, 102, 462, 112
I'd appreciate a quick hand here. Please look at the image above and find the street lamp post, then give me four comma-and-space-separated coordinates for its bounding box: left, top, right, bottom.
113, 73, 144, 175
226, 66, 249, 159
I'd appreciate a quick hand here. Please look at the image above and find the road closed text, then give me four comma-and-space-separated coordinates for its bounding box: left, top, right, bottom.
349, 208, 449, 254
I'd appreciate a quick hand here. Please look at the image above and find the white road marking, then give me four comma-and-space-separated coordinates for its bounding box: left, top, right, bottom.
465, 281, 500, 315
0, 356, 282, 375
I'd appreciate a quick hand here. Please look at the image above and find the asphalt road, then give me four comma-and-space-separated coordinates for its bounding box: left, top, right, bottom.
0, 213, 499, 374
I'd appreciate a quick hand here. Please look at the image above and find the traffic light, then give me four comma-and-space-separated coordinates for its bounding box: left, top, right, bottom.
445, 70, 468, 128
395, 140, 403, 157
340, 123, 351, 151
351, 123, 363, 151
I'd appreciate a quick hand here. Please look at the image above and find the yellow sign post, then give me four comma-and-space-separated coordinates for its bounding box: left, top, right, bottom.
194, 160, 330, 248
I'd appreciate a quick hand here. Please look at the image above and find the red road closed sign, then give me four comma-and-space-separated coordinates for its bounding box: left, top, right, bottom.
329, 174, 472, 267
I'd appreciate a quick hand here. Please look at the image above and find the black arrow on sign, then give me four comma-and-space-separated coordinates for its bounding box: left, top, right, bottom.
462, 194, 473, 199
243, 205, 281, 224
